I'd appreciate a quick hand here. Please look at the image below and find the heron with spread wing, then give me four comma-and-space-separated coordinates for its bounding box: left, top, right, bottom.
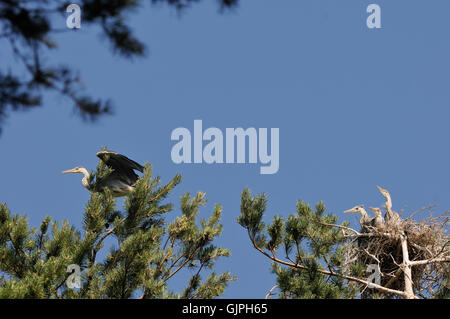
63, 150, 144, 197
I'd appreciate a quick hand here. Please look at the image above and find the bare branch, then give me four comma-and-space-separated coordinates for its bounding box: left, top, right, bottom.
265, 284, 279, 299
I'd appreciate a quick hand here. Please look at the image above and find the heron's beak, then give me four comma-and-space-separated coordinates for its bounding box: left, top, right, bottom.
62, 169, 77, 174
369, 207, 376, 213
376, 185, 390, 199
344, 208, 357, 214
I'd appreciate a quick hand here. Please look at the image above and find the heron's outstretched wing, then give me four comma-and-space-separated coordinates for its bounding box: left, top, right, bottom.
96, 150, 144, 186
97, 151, 144, 172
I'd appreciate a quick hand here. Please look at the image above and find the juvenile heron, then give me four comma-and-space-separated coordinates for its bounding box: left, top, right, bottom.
344, 205, 373, 250
376, 186, 402, 226
368, 207, 385, 230
63, 150, 144, 197
344, 205, 373, 229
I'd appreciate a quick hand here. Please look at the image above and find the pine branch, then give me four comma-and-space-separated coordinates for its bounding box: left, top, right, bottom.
163, 244, 203, 283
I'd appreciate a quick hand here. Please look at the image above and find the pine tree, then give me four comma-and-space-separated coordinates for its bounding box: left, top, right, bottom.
238, 188, 357, 299
0, 161, 235, 298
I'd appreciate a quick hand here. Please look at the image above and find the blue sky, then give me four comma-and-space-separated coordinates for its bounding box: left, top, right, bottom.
1, 0, 450, 298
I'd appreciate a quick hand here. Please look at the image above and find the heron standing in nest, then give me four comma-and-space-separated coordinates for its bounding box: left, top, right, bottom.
344, 205, 373, 230
376, 186, 402, 227
344, 205, 374, 251
63, 150, 144, 197
369, 207, 385, 230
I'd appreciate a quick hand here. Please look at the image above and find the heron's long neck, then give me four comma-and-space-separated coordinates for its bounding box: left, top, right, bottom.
360, 209, 369, 219
359, 210, 370, 225
79, 167, 90, 190
384, 196, 392, 212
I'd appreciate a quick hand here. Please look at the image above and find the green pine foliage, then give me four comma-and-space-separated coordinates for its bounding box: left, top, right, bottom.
238, 188, 358, 299
0, 163, 234, 298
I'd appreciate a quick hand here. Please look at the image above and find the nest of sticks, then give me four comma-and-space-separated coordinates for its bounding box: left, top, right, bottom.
345, 208, 449, 298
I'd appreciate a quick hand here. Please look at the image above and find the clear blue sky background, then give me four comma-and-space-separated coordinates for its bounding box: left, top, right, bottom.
1, 0, 449, 298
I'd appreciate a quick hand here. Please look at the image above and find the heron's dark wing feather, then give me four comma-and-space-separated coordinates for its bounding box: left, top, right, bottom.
97, 151, 144, 172
96, 151, 143, 190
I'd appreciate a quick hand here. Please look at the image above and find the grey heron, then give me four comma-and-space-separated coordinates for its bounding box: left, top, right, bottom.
344, 205, 373, 229
376, 186, 402, 226
63, 150, 144, 197
368, 207, 385, 230
344, 205, 373, 250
